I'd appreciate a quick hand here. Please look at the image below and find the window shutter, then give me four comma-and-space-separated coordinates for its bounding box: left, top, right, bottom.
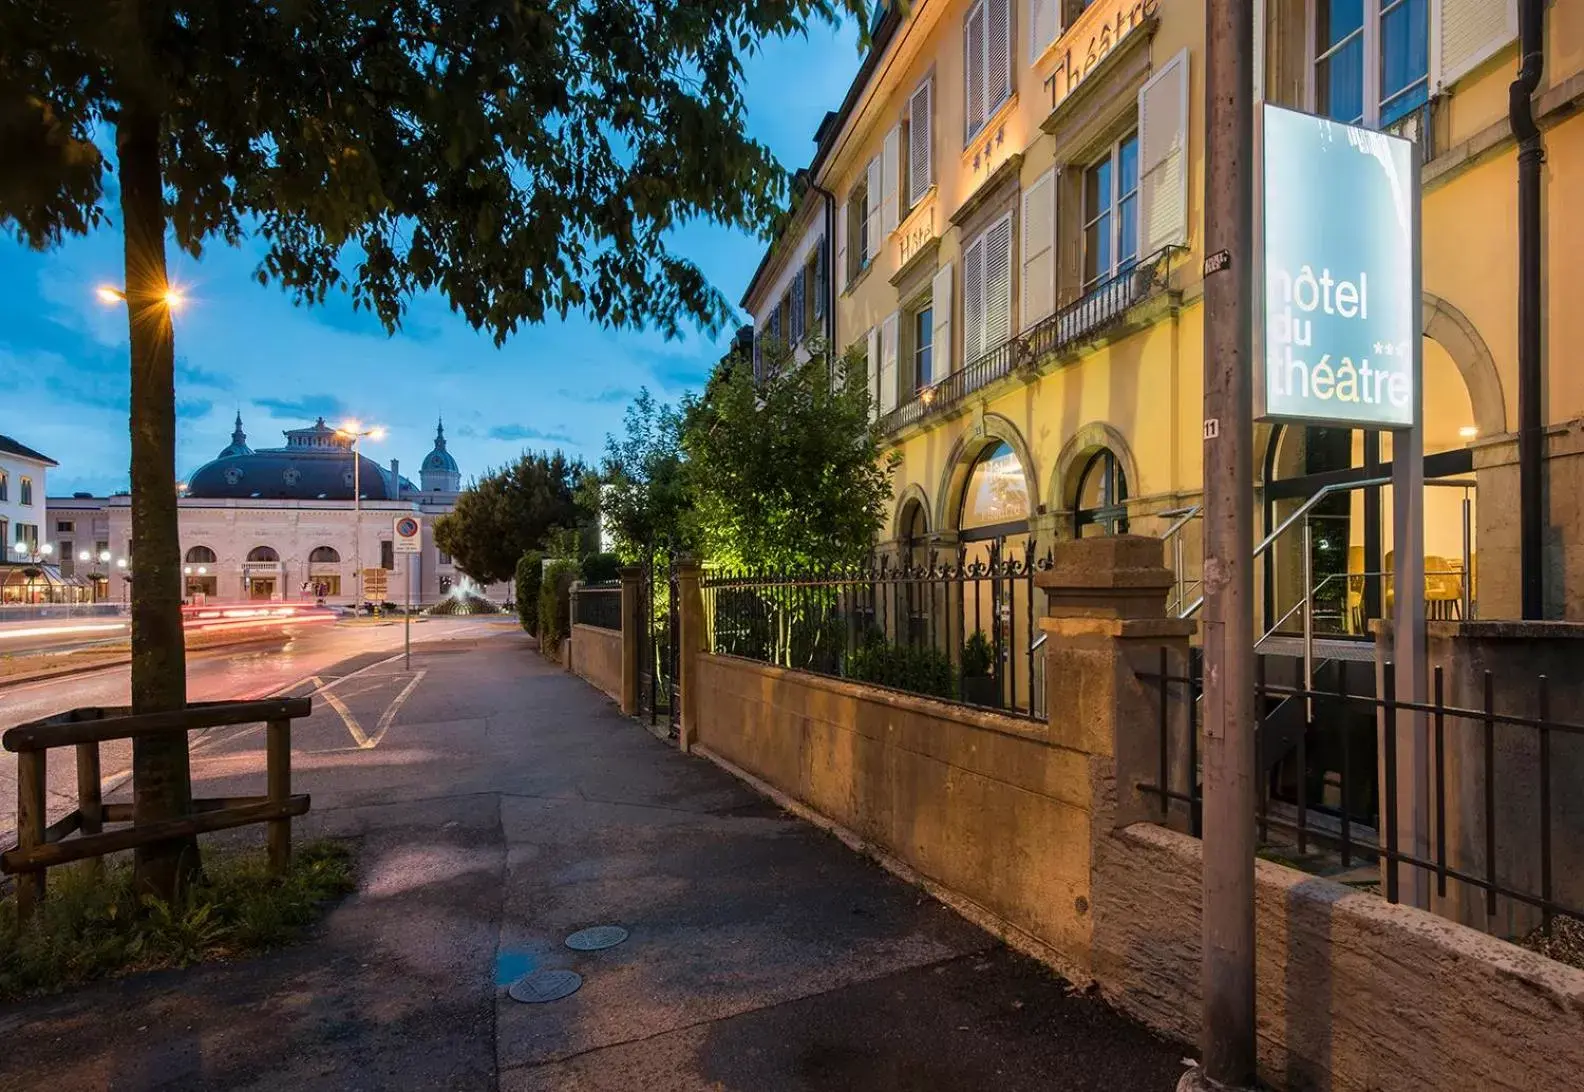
963, 234, 986, 364
1028, 0, 1060, 62
790, 269, 806, 343
836, 201, 848, 294
882, 125, 902, 236
932, 262, 953, 376
1434, 0, 1517, 90
1138, 48, 1190, 255
965, 1, 987, 138
769, 308, 781, 345
908, 80, 934, 207
865, 154, 883, 264
866, 325, 882, 421
813, 237, 828, 321
983, 214, 1014, 350
879, 311, 900, 413
1021, 169, 1057, 329
987, 0, 1013, 117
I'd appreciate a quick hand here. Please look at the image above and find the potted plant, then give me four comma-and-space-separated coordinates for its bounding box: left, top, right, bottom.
960, 630, 999, 708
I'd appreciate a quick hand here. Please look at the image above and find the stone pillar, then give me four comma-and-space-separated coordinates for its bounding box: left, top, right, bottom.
565, 580, 582, 674
1036, 536, 1198, 831
674, 560, 704, 753
618, 565, 643, 716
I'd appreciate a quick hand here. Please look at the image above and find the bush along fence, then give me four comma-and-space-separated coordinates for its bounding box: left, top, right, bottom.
553, 537, 1584, 1090
701, 543, 1053, 722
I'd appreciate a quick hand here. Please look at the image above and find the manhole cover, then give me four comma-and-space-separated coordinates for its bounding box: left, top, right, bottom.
565, 925, 629, 951
507, 969, 582, 1004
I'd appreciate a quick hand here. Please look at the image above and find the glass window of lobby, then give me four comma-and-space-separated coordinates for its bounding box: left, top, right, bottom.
1314, 0, 1429, 128
1083, 133, 1141, 291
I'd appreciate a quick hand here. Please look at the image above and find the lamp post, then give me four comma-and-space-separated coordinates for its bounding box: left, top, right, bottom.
117, 556, 131, 607
335, 421, 384, 610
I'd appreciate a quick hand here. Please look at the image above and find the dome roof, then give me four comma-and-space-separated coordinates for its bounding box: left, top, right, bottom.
217, 412, 253, 459
186, 415, 393, 501
422, 419, 460, 475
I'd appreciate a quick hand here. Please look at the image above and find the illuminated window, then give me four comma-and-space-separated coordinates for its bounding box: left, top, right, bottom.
960, 442, 1030, 532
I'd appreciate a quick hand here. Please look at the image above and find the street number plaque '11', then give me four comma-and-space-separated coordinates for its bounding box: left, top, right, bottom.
1256, 103, 1420, 430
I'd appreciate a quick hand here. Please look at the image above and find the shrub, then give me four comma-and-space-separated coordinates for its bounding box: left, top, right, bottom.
514, 550, 545, 633
537, 559, 579, 653
962, 630, 994, 678
580, 551, 621, 585
846, 630, 957, 701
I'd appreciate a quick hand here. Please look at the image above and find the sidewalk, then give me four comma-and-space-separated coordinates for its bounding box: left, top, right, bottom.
0, 633, 1187, 1091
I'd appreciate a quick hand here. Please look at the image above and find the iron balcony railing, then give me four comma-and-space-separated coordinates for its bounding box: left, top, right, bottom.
880, 245, 1181, 436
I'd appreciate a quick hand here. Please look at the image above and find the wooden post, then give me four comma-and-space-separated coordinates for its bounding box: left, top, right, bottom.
16, 750, 47, 919
266, 719, 291, 874
76, 742, 104, 877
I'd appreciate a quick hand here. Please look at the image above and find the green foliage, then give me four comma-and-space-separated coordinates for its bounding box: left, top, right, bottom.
537, 560, 579, 654
598, 389, 695, 562
682, 338, 897, 570
433, 452, 589, 584
580, 552, 621, 585
962, 631, 995, 678
514, 550, 545, 633
846, 631, 957, 701
0, 840, 355, 1000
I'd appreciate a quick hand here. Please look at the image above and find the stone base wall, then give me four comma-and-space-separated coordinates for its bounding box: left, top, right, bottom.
569, 623, 622, 701
1475, 423, 1584, 620
693, 653, 1101, 970
1094, 822, 1584, 1092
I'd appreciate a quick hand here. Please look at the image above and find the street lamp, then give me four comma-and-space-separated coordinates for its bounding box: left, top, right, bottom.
116, 557, 131, 606
335, 421, 385, 610
12, 540, 52, 604
95, 283, 186, 311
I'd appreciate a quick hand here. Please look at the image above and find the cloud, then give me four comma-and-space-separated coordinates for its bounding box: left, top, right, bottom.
255, 394, 348, 421
177, 398, 214, 420
488, 424, 577, 444
558, 386, 639, 405
176, 360, 236, 390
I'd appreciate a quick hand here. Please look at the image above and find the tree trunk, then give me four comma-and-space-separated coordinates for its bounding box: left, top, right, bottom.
117, 105, 199, 899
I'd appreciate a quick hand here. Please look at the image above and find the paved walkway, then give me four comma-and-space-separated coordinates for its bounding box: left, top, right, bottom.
0, 632, 1188, 1090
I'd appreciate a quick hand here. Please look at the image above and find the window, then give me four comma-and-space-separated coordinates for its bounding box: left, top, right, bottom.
790, 269, 807, 344
1075, 448, 1130, 537
1083, 133, 1140, 291
380, 540, 394, 570
1314, 0, 1428, 128
59, 542, 73, 576
438, 550, 453, 566
309, 545, 341, 564
0, 520, 7, 556
19, 477, 32, 506
246, 545, 279, 563
95, 540, 108, 559
16, 524, 39, 554
963, 213, 1015, 364
965, 0, 1013, 142
913, 306, 935, 391
0, 472, 7, 502
55, 520, 73, 534
960, 442, 1031, 532
185, 545, 217, 564
810, 241, 827, 327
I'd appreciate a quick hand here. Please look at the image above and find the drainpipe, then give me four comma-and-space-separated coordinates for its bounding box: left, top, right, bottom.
1511, 0, 1546, 618
809, 180, 838, 349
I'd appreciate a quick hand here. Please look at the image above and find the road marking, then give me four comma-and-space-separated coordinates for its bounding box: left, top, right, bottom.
322, 669, 427, 750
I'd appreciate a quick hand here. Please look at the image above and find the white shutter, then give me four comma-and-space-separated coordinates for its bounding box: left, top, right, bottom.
1434, 0, 1518, 91
1021, 169, 1056, 329
908, 79, 934, 207
963, 233, 986, 364
836, 200, 848, 295
932, 263, 953, 376
879, 311, 900, 413
1139, 48, 1190, 255
987, 0, 1012, 117
965, 1, 987, 138
1028, 0, 1060, 63
983, 214, 1014, 349
864, 154, 883, 265
865, 325, 882, 421
882, 125, 902, 236
1253, 0, 1266, 103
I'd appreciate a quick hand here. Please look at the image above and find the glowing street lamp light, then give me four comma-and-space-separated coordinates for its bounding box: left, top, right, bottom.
95, 283, 186, 311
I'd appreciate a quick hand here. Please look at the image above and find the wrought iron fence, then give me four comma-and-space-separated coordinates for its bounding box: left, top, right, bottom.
1137, 652, 1584, 931
702, 545, 1052, 722
880, 245, 1181, 435
572, 583, 622, 631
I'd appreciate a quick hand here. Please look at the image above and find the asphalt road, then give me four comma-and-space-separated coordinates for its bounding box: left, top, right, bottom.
0, 616, 512, 844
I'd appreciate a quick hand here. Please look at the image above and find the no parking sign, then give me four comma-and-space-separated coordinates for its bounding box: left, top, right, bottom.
393, 516, 421, 554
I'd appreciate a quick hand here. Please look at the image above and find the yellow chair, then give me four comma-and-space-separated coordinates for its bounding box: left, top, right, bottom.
1425, 555, 1460, 619
1383, 550, 1394, 616
1346, 545, 1366, 634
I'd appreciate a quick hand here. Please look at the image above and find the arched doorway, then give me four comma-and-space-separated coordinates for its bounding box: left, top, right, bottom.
244, 545, 281, 601
183, 545, 218, 599
308, 545, 343, 599
956, 440, 1033, 709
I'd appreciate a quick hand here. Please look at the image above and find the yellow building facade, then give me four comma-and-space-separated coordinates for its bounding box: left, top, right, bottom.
743, 0, 1584, 630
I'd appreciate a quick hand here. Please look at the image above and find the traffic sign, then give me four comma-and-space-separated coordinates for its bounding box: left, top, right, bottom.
362, 567, 388, 600
393, 515, 422, 554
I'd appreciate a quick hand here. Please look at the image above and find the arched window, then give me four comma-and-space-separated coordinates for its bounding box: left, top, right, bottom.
900, 499, 930, 569
959, 442, 1030, 539
185, 545, 217, 564
1074, 449, 1129, 537
309, 546, 340, 564
246, 546, 279, 563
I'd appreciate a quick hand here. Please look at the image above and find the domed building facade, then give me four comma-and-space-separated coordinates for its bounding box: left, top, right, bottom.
49, 416, 500, 607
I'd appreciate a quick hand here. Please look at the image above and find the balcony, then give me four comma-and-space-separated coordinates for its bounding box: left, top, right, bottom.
880, 245, 1181, 436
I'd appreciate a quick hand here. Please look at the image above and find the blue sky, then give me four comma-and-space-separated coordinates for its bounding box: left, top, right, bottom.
1, 21, 861, 496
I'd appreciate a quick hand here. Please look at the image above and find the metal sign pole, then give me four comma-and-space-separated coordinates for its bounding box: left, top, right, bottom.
405, 554, 412, 671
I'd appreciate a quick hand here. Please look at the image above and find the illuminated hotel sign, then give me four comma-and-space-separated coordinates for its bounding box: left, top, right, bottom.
1256, 104, 1420, 428
1043, 0, 1161, 111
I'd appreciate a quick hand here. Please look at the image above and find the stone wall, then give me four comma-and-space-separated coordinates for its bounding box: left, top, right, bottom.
569, 623, 622, 702
692, 653, 1101, 971
1094, 821, 1584, 1092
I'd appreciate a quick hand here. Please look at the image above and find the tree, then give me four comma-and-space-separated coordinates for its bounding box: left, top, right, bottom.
1, 0, 865, 898
433, 452, 587, 584
599, 389, 694, 561
682, 337, 896, 570
514, 550, 544, 634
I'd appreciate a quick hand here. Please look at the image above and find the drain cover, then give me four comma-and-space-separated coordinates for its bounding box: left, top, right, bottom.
507, 969, 583, 1004
565, 925, 629, 951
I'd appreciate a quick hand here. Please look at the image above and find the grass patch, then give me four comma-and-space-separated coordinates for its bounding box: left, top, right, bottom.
0, 839, 355, 1001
